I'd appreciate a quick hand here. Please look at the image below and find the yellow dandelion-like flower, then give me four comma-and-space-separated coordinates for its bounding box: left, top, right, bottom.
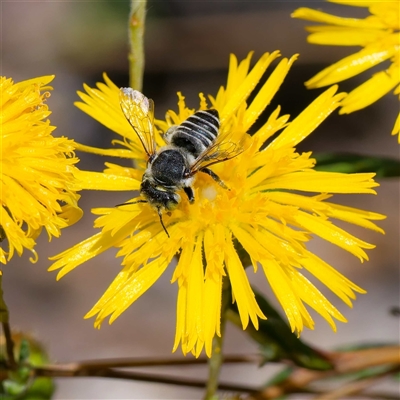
49, 52, 384, 357
0, 76, 82, 265
292, 0, 400, 141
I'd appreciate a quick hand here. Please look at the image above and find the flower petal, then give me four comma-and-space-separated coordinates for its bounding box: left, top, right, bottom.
48, 232, 104, 278
301, 252, 366, 307
75, 143, 136, 159
174, 280, 189, 354
294, 211, 375, 261
13, 75, 55, 90
261, 259, 314, 333
285, 267, 347, 331
243, 52, 292, 131
257, 170, 378, 194
324, 202, 386, 233
87, 257, 170, 327
292, 7, 387, 29
220, 52, 280, 124
73, 170, 140, 191
392, 112, 400, 142
305, 26, 389, 46
203, 272, 222, 357
185, 235, 206, 356
224, 234, 266, 330
269, 86, 346, 149
340, 68, 400, 113
173, 235, 205, 356
305, 46, 396, 88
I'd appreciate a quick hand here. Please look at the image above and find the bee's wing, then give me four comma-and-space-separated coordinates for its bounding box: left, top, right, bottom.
190, 134, 246, 174
120, 88, 157, 158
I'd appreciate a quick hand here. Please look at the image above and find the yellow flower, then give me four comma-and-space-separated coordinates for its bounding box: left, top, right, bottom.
0, 76, 82, 264
292, 0, 400, 141
49, 52, 384, 357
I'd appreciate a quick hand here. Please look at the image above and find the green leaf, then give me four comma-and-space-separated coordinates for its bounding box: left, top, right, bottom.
333, 343, 400, 381
2, 377, 55, 400
19, 377, 55, 400
347, 365, 393, 380
19, 340, 30, 363
3, 380, 27, 396
264, 366, 293, 387
335, 342, 398, 351
1, 334, 55, 400
314, 153, 400, 177
228, 289, 333, 371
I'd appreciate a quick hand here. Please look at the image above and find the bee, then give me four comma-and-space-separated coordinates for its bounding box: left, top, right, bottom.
119, 88, 243, 237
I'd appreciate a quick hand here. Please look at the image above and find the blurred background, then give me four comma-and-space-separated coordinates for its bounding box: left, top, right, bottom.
2, 1, 399, 399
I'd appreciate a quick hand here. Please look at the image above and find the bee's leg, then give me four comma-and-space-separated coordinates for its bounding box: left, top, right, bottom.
200, 168, 229, 190
157, 207, 170, 238
184, 186, 195, 203
116, 199, 147, 207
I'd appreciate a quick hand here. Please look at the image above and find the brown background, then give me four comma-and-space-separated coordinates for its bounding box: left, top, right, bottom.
2, 1, 399, 399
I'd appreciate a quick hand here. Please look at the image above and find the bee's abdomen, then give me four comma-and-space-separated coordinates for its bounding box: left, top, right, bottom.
171, 109, 220, 158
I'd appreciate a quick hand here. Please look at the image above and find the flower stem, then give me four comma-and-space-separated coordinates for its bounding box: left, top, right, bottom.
204, 277, 231, 400
0, 274, 17, 369
128, 0, 146, 91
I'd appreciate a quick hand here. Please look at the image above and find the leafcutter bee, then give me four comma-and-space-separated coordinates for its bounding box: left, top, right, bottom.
119, 88, 243, 236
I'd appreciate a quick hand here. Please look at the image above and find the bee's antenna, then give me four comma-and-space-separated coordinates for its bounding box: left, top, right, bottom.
116, 199, 148, 207
157, 207, 170, 238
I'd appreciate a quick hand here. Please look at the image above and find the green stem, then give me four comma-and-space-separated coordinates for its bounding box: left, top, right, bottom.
204, 277, 231, 400
0, 274, 16, 368
128, 0, 146, 91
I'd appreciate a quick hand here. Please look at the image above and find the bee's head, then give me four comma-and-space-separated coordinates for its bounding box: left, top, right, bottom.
140, 178, 180, 211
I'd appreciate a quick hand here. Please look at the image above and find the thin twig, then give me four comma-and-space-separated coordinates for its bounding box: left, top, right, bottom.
312, 366, 400, 400
277, 346, 400, 388
253, 346, 400, 399
2, 321, 17, 369
0, 274, 17, 369
128, 0, 146, 90
30, 354, 260, 375
34, 367, 257, 393
331, 346, 400, 373
357, 392, 400, 400
249, 389, 400, 400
